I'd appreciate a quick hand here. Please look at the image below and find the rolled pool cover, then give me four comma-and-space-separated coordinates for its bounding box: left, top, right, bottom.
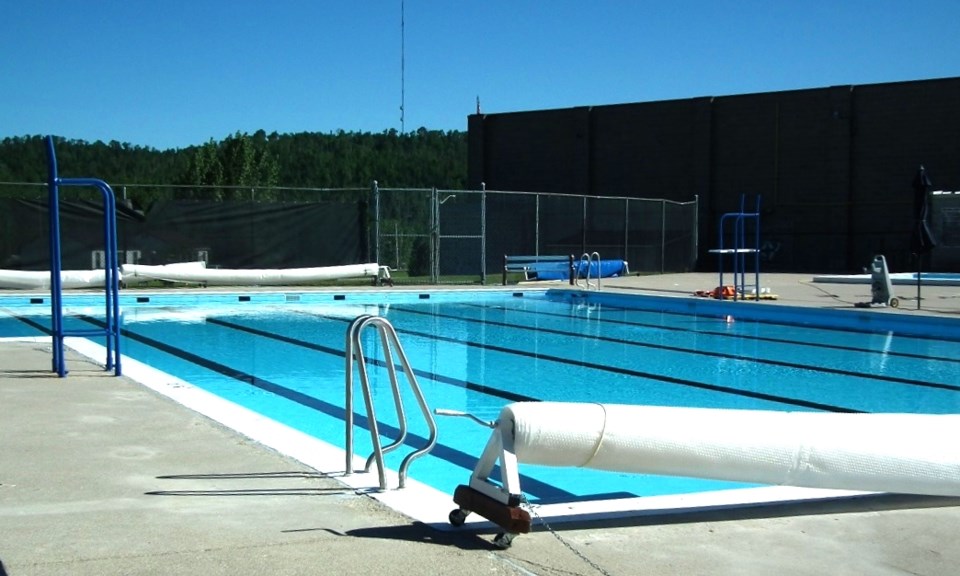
121, 262, 382, 286
0, 269, 109, 289
502, 402, 960, 497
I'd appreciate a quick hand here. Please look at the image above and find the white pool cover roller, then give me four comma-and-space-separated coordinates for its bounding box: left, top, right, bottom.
121, 262, 385, 286
501, 402, 960, 497
0, 269, 108, 289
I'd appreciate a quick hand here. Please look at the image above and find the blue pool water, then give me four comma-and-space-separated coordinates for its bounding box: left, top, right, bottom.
3, 289, 960, 504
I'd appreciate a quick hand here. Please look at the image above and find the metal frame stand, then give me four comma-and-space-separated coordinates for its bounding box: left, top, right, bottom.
45, 136, 121, 377
443, 413, 531, 548
711, 194, 762, 301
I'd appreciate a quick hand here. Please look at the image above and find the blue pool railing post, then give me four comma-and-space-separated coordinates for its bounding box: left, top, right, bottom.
44, 136, 122, 377
45, 136, 65, 374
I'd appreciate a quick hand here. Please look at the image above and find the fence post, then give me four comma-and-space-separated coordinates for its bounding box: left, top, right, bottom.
624, 198, 630, 263
371, 180, 380, 266
480, 182, 487, 285
661, 199, 667, 274
693, 194, 700, 270
430, 187, 439, 284
581, 196, 588, 256
535, 193, 541, 256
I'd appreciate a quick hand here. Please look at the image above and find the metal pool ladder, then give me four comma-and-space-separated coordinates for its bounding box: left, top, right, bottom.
576, 251, 602, 290
344, 315, 438, 489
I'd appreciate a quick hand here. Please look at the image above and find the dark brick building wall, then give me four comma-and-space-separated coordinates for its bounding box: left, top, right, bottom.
468, 77, 960, 273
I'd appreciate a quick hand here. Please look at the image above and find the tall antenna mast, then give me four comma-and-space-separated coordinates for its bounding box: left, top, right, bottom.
400, 0, 405, 133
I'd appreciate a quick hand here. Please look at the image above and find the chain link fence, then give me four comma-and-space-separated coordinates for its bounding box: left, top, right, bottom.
0, 181, 698, 285
373, 184, 699, 284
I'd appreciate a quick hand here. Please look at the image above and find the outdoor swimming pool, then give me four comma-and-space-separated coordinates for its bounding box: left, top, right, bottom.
2, 288, 960, 522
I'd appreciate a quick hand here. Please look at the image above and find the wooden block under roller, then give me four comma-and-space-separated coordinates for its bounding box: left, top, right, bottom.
453, 485, 531, 534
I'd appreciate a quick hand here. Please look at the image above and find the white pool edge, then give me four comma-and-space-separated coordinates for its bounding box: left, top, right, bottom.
10, 335, 874, 531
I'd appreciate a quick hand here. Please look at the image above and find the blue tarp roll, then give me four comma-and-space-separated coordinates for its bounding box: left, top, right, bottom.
534, 260, 628, 281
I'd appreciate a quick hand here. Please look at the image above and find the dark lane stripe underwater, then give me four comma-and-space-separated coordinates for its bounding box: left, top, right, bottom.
221, 311, 863, 413
103, 315, 576, 501
462, 302, 960, 364
394, 305, 960, 393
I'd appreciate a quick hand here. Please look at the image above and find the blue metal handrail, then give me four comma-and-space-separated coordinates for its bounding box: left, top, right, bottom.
45, 136, 122, 377
716, 194, 761, 301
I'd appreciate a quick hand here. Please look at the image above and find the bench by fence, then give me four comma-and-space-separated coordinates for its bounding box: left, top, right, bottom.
502, 254, 575, 286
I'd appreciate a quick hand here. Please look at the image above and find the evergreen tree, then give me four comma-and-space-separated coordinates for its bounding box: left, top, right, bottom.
0, 129, 467, 200
188, 139, 224, 187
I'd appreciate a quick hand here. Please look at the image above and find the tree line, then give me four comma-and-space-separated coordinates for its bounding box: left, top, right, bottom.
0, 128, 468, 201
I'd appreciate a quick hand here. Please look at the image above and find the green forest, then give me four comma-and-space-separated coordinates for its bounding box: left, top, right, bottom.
0, 129, 469, 276
0, 129, 468, 196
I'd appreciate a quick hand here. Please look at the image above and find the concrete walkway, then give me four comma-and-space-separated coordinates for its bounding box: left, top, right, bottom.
2, 274, 959, 575
601, 271, 960, 317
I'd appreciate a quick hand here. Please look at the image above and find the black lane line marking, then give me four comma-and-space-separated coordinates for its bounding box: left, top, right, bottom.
395, 305, 960, 394
7, 313, 52, 335
393, 325, 862, 412
466, 301, 960, 365
81, 316, 573, 500
205, 318, 538, 405
278, 309, 858, 413
9, 308, 855, 413
546, 294, 960, 344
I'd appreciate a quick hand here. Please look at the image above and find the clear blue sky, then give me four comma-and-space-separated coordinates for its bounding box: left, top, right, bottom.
3, 1, 958, 151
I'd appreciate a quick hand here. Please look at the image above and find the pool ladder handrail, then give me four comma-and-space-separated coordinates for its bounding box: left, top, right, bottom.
45, 135, 121, 377
576, 251, 601, 291
344, 315, 438, 490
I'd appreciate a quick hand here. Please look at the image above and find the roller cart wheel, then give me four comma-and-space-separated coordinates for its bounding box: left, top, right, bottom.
448, 508, 469, 527
889, 298, 899, 308
493, 532, 517, 549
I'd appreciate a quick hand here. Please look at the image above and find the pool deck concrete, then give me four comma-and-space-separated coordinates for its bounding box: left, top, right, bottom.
602, 271, 960, 317
2, 273, 959, 575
